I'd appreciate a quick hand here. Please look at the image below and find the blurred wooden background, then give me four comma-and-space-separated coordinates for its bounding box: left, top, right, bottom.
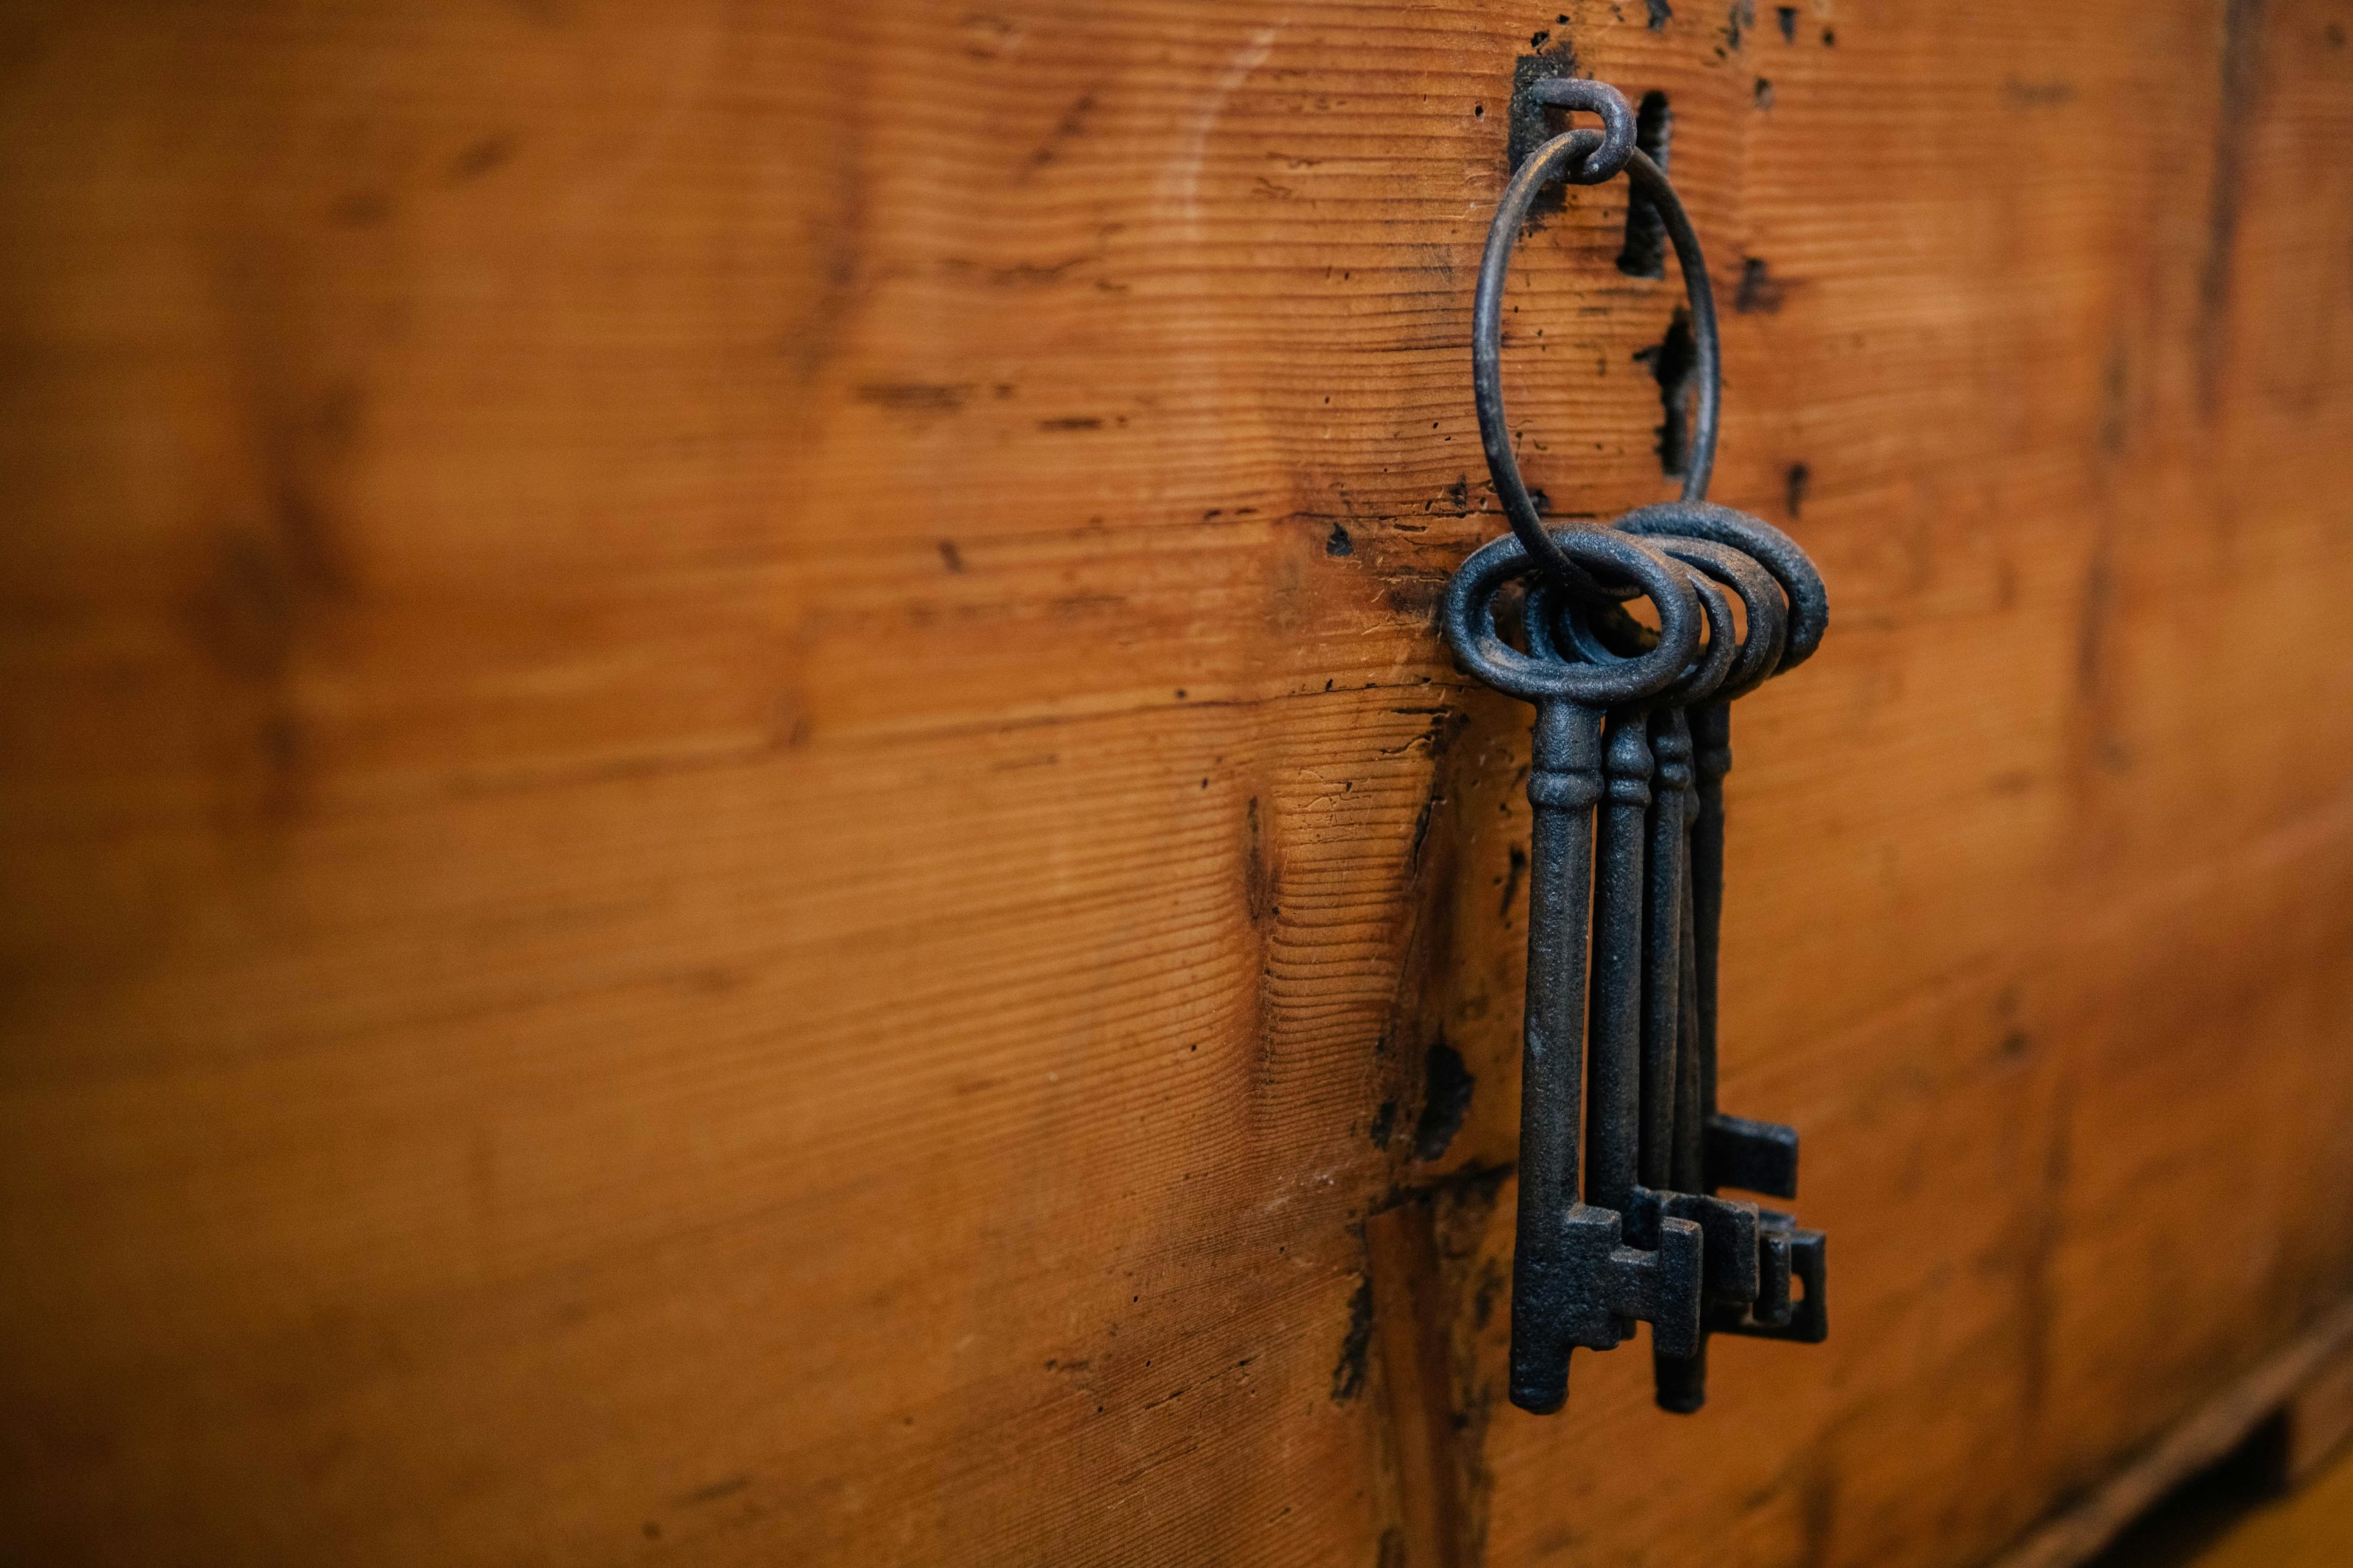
4, 1, 2353, 1564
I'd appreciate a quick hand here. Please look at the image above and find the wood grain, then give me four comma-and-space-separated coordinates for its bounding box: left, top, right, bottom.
2, 1, 2352, 1564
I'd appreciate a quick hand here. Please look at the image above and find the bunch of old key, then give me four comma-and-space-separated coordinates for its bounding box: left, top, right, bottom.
1440, 75, 1828, 1415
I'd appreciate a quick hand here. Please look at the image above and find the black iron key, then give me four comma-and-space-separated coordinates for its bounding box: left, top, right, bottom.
1529, 555, 1751, 1345
1548, 537, 1791, 1408
1616, 502, 1827, 1197
1616, 503, 1832, 1357
1443, 526, 1710, 1414
1637, 540, 1799, 1408
1449, 63, 1833, 1414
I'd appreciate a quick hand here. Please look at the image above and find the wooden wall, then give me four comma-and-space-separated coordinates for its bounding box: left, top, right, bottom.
4, 1, 2353, 1564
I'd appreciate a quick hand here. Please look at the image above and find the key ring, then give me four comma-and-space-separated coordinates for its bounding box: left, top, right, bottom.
1473, 78, 1724, 593
1438, 74, 1832, 1419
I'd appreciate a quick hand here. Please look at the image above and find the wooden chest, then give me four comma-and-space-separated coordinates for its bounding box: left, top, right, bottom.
5, 2, 2353, 1564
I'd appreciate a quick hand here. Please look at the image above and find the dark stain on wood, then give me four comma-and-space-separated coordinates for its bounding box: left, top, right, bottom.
2016, 1073, 2074, 1422
1413, 1042, 1477, 1161
1021, 90, 1098, 178
2199, 0, 2267, 418
674, 1474, 752, 1508
1331, 1275, 1376, 1401
1365, 1198, 1471, 1566
2003, 77, 2077, 107
1634, 307, 1699, 476
1800, 1458, 1840, 1567
1506, 39, 1583, 219
1497, 842, 1527, 920
1735, 255, 1789, 312
328, 189, 392, 227
1617, 90, 1674, 278
1243, 796, 1274, 926
2101, 341, 2130, 455
854, 382, 973, 412
447, 135, 516, 183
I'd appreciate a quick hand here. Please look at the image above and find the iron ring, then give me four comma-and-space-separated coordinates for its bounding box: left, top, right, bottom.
1443, 528, 1702, 706
1474, 105, 1725, 590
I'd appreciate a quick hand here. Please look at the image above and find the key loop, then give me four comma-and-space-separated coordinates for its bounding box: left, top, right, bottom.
1539, 537, 1788, 706
1662, 539, 1785, 701
1474, 79, 1724, 593
1443, 529, 1701, 705
1529, 555, 1739, 708
1614, 503, 1826, 672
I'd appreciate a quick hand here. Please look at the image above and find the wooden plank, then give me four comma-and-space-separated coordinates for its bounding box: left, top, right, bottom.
1988, 1300, 2353, 1568
2172, 1417, 2353, 1567
2284, 1338, 2353, 1486
0, 1, 2350, 1564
